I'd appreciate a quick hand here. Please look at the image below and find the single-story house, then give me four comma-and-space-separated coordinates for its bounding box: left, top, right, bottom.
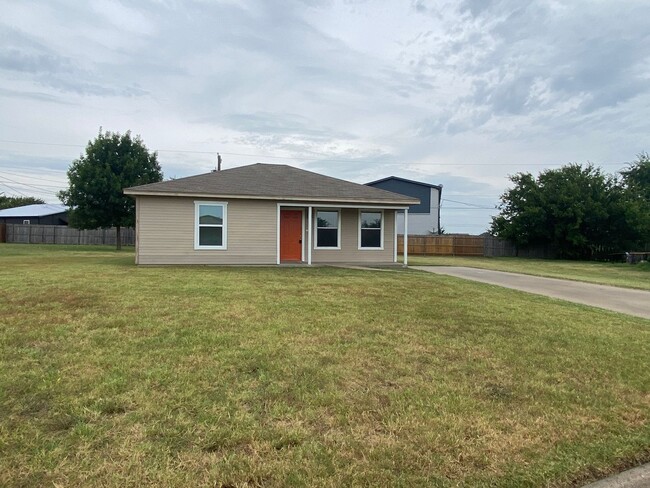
0, 203, 69, 225
123, 163, 419, 266
366, 176, 442, 235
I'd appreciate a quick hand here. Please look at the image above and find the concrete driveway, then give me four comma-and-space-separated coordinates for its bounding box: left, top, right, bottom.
581, 463, 650, 487
413, 266, 650, 319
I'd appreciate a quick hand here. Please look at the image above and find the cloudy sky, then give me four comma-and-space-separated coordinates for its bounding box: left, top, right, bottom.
1, 0, 649, 233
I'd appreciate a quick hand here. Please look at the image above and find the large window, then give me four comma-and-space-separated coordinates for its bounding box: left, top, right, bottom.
359, 210, 383, 249
315, 210, 339, 249
195, 202, 227, 249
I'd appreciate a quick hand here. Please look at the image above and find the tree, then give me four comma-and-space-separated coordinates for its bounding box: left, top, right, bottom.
58, 130, 163, 250
0, 195, 45, 210
621, 152, 650, 200
620, 153, 650, 246
491, 164, 636, 259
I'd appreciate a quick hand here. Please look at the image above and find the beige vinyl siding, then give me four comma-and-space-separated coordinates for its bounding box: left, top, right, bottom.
311, 208, 395, 264
137, 196, 277, 265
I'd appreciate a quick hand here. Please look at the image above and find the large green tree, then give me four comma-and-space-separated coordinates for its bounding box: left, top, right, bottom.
491, 164, 637, 259
58, 130, 163, 249
0, 195, 45, 210
620, 153, 650, 246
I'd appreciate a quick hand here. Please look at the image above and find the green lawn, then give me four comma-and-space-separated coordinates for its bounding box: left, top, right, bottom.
406, 255, 650, 291
1, 244, 649, 487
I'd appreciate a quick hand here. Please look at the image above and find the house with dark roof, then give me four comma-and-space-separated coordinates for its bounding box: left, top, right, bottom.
0, 204, 69, 225
366, 176, 442, 235
124, 163, 419, 265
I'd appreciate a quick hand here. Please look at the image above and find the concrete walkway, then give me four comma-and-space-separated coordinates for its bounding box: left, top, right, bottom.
413, 266, 650, 319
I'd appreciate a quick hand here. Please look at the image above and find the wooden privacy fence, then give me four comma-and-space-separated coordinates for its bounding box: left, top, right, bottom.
482, 235, 554, 259
397, 234, 553, 258
397, 235, 484, 256
4, 224, 134, 246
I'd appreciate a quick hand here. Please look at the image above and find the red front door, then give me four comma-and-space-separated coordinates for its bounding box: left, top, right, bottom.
280, 210, 303, 262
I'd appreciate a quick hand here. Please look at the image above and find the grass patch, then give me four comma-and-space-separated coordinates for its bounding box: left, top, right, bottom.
1, 244, 648, 487
407, 255, 650, 290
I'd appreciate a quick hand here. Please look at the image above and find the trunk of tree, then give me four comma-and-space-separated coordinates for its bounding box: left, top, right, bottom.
116, 225, 122, 251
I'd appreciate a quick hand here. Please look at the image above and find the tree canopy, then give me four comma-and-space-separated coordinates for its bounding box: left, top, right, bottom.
621, 152, 650, 200
490, 163, 645, 259
58, 130, 163, 249
620, 153, 650, 244
0, 195, 45, 210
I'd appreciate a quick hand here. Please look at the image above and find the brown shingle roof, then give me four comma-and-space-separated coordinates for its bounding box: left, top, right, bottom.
124, 163, 419, 205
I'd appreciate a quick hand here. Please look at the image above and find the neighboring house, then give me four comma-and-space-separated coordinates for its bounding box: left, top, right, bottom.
0, 204, 69, 225
123, 163, 419, 265
366, 176, 442, 235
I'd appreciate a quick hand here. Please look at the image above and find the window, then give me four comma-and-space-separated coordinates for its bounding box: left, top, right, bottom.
195, 202, 227, 249
315, 210, 339, 248
359, 210, 383, 249
23, 220, 30, 225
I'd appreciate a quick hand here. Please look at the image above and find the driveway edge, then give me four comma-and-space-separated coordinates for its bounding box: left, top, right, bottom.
581, 463, 650, 487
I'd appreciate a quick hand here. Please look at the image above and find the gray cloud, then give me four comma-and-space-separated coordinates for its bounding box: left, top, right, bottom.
407, 0, 650, 139
221, 112, 357, 141
0, 87, 76, 105
459, 0, 498, 18
0, 48, 72, 74
0, 26, 75, 75
0, 24, 150, 98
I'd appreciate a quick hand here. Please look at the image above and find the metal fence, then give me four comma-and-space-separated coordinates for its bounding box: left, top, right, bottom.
3, 224, 134, 246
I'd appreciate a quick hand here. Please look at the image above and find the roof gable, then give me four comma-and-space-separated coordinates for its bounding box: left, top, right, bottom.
124, 163, 419, 205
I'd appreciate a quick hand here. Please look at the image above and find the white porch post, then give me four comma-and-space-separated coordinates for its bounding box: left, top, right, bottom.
393, 210, 398, 263
307, 206, 312, 265
403, 208, 408, 267
276, 204, 281, 265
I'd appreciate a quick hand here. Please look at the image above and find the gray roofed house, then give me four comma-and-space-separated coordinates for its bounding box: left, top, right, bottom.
124, 163, 419, 266
366, 176, 443, 235
0, 204, 69, 225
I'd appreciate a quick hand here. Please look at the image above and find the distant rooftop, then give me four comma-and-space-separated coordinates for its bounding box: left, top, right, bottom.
366, 176, 442, 190
0, 203, 68, 218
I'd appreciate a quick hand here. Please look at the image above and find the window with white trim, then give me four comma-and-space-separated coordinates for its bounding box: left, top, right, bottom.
195, 202, 227, 249
315, 210, 339, 248
359, 210, 383, 249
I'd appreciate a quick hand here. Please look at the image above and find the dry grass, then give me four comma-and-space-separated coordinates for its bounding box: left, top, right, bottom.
406, 255, 650, 290
0, 244, 648, 487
